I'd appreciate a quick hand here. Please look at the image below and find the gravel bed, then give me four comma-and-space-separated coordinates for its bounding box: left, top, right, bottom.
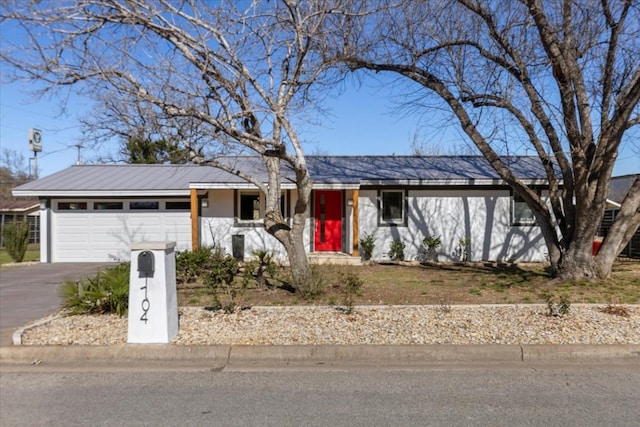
19, 305, 639, 346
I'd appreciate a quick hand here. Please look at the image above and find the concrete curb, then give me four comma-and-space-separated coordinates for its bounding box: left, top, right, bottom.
2, 344, 639, 367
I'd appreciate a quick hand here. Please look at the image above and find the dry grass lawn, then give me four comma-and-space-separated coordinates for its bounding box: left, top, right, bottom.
177, 260, 640, 308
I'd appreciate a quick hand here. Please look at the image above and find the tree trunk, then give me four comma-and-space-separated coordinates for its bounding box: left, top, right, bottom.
556, 240, 596, 280
283, 226, 313, 294
264, 207, 312, 293
263, 156, 313, 293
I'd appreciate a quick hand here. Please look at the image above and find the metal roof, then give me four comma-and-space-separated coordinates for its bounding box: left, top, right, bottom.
0, 199, 40, 212
12, 156, 554, 197
306, 156, 552, 184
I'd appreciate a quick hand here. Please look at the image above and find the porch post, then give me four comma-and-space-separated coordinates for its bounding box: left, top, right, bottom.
40, 199, 51, 263
352, 189, 359, 257
190, 188, 199, 251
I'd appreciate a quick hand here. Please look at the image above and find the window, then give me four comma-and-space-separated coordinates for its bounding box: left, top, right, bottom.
58, 202, 87, 210
512, 194, 535, 225
239, 192, 261, 221
130, 201, 159, 210
94, 202, 123, 210
166, 201, 191, 210
380, 190, 405, 225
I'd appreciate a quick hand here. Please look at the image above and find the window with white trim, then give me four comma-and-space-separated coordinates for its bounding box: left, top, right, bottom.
512, 194, 536, 225
380, 190, 405, 225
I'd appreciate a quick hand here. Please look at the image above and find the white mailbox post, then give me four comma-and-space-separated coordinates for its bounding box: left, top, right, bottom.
128, 241, 178, 344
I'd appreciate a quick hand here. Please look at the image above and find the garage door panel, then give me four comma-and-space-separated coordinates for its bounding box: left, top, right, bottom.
56, 234, 91, 243
56, 217, 90, 227
52, 208, 191, 262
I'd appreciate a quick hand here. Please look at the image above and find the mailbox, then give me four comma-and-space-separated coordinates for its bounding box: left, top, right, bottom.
137, 251, 155, 277
128, 241, 177, 344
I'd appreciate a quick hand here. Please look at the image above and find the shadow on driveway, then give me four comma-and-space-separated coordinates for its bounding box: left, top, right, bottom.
0, 262, 117, 346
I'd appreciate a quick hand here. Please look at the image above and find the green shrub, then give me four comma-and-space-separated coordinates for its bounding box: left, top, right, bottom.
543, 292, 571, 317
176, 246, 218, 284
203, 252, 241, 313
2, 220, 30, 262
245, 249, 279, 289
388, 239, 405, 261
455, 237, 471, 262
203, 252, 239, 288
359, 232, 376, 261
60, 263, 130, 316
342, 270, 364, 314
297, 265, 326, 300
422, 235, 441, 261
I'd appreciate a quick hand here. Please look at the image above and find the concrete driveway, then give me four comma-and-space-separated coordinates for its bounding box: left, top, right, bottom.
0, 262, 116, 346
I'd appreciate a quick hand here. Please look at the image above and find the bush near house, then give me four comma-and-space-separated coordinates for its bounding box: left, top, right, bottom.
176, 246, 219, 284
422, 235, 441, 262
359, 232, 376, 261
60, 263, 130, 316
388, 239, 406, 261
1, 220, 30, 262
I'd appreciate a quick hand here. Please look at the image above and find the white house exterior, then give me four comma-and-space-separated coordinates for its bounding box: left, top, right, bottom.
12, 156, 553, 263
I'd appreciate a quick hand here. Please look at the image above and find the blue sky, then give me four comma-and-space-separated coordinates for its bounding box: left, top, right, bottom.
1, 77, 638, 178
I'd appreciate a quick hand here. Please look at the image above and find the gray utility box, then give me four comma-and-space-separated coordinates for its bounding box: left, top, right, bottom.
232, 234, 244, 261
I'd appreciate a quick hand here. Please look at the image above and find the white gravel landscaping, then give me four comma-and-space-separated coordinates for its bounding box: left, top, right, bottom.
19, 304, 639, 346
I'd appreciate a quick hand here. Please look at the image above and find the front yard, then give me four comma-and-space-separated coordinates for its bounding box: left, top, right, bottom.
177, 260, 640, 308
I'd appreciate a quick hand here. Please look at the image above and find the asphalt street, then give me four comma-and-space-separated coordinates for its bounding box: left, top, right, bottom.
2, 362, 639, 426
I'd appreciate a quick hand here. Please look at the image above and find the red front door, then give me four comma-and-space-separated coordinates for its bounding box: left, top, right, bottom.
314, 190, 342, 252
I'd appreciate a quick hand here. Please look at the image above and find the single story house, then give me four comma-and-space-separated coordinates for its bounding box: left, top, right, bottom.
12, 156, 553, 264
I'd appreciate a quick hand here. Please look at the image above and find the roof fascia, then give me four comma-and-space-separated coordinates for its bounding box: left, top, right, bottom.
361, 178, 553, 186
12, 190, 191, 197
190, 182, 359, 190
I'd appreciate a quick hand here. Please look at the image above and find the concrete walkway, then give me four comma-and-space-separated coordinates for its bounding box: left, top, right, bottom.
0, 262, 116, 346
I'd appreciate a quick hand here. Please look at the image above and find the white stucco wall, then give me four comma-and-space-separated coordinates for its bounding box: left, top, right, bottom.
357, 189, 547, 262
199, 187, 548, 263
200, 189, 307, 261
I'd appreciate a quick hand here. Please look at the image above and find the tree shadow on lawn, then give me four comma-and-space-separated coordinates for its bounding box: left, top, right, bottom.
417, 260, 551, 281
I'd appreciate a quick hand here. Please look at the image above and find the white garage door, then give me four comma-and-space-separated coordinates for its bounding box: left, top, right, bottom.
52, 200, 192, 262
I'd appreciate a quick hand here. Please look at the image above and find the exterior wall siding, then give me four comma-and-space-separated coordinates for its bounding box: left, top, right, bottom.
200, 189, 306, 261
199, 188, 548, 263
358, 188, 547, 262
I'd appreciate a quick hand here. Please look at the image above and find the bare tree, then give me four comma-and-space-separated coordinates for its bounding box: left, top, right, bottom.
333, 0, 640, 279
0, 149, 33, 200
1, 0, 341, 292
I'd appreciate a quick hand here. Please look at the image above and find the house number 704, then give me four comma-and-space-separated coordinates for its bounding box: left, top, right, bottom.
140, 282, 150, 323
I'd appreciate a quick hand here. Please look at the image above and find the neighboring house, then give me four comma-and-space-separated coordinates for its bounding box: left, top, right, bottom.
12, 156, 553, 264
0, 199, 40, 247
600, 174, 640, 259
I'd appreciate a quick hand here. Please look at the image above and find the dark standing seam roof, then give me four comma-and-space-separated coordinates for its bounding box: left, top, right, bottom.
305, 156, 551, 183
12, 156, 553, 194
